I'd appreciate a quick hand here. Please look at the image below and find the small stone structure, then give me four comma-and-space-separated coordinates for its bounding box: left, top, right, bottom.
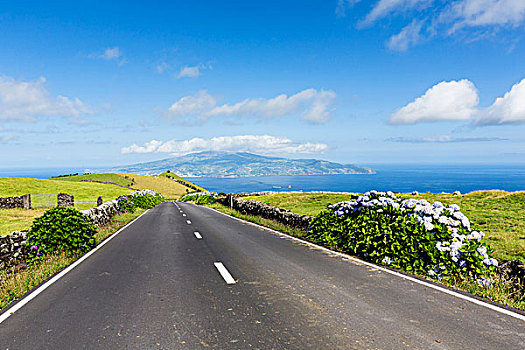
57, 193, 74, 207
0, 231, 28, 270
216, 195, 313, 231
81, 200, 119, 227
0, 194, 31, 209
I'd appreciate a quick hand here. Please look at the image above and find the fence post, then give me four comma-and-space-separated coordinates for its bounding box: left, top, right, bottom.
22, 194, 31, 209
57, 193, 74, 207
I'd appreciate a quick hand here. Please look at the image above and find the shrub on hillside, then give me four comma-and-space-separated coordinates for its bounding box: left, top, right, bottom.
307, 190, 497, 280
26, 207, 96, 259
116, 189, 164, 213
180, 192, 217, 204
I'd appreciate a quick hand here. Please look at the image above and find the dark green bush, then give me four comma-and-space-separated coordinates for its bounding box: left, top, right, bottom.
26, 207, 96, 259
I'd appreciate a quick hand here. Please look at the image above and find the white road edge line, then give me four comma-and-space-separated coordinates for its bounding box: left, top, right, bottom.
186, 220, 192, 224
204, 205, 525, 322
0, 209, 151, 324
214, 262, 236, 284
194, 231, 203, 239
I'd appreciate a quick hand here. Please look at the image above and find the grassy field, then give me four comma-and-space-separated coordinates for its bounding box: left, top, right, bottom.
245, 191, 525, 262
0, 177, 131, 236
119, 173, 189, 198
52, 173, 135, 187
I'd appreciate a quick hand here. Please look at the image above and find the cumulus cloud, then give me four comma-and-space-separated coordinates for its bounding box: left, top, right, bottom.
389, 79, 479, 124
386, 135, 507, 143
0, 76, 91, 123
166, 89, 336, 125
338, 0, 525, 49
474, 78, 525, 125
121, 135, 329, 156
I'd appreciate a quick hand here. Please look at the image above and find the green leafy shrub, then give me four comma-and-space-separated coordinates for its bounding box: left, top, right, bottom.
116, 189, 164, 213
180, 192, 217, 204
307, 190, 497, 281
26, 207, 96, 259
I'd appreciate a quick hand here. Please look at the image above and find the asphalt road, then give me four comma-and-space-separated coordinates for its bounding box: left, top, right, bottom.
1, 202, 524, 349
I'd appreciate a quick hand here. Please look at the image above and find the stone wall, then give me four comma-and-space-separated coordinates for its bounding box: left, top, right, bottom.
216, 195, 313, 231
0, 194, 31, 209
80, 200, 119, 227
57, 193, 74, 207
0, 231, 28, 270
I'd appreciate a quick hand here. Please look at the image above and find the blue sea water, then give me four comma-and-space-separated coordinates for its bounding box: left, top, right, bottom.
187, 164, 525, 194
1, 164, 523, 194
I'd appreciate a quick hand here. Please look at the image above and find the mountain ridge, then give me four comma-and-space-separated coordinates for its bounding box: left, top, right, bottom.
106, 151, 375, 177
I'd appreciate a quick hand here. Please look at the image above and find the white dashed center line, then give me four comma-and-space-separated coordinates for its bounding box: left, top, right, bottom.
186, 220, 192, 224
182, 214, 186, 217
214, 262, 236, 284
193, 231, 202, 239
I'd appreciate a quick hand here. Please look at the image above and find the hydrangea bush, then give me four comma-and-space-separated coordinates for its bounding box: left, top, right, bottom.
116, 189, 164, 213
180, 191, 218, 205
307, 190, 497, 280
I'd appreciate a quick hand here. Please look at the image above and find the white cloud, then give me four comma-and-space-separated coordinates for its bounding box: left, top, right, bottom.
362, 0, 431, 26
0, 76, 91, 122
0, 135, 19, 143
387, 19, 424, 51
448, 0, 525, 31
121, 135, 329, 156
176, 65, 201, 79
166, 89, 336, 125
156, 61, 170, 74
89, 46, 126, 65
101, 47, 122, 60
386, 135, 507, 142
474, 78, 525, 125
389, 79, 479, 124
339, 0, 525, 49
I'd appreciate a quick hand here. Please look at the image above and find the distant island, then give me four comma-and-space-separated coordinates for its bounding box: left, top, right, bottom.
106, 151, 375, 177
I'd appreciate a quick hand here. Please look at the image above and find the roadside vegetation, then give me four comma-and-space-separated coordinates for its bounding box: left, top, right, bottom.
200, 190, 525, 312
246, 190, 525, 262
0, 209, 146, 310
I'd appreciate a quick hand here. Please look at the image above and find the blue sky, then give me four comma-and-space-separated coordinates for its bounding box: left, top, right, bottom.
1, 0, 524, 169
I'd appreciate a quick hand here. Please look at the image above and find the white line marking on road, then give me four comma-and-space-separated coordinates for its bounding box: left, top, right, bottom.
194, 231, 202, 239
182, 214, 186, 217
204, 205, 525, 322
0, 209, 151, 324
214, 262, 236, 284
186, 220, 192, 224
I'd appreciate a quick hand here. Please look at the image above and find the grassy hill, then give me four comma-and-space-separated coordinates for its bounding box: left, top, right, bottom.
119, 173, 191, 198
158, 171, 206, 192
52, 173, 135, 187
244, 190, 525, 262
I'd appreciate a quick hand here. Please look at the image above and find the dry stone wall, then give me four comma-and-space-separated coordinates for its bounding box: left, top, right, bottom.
217, 195, 313, 231
80, 200, 119, 227
0, 231, 28, 270
0, 194, 31, 209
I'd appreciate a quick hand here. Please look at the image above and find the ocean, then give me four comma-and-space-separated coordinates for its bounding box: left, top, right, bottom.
186, 164, 525, 194
1, 164, 523, 194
